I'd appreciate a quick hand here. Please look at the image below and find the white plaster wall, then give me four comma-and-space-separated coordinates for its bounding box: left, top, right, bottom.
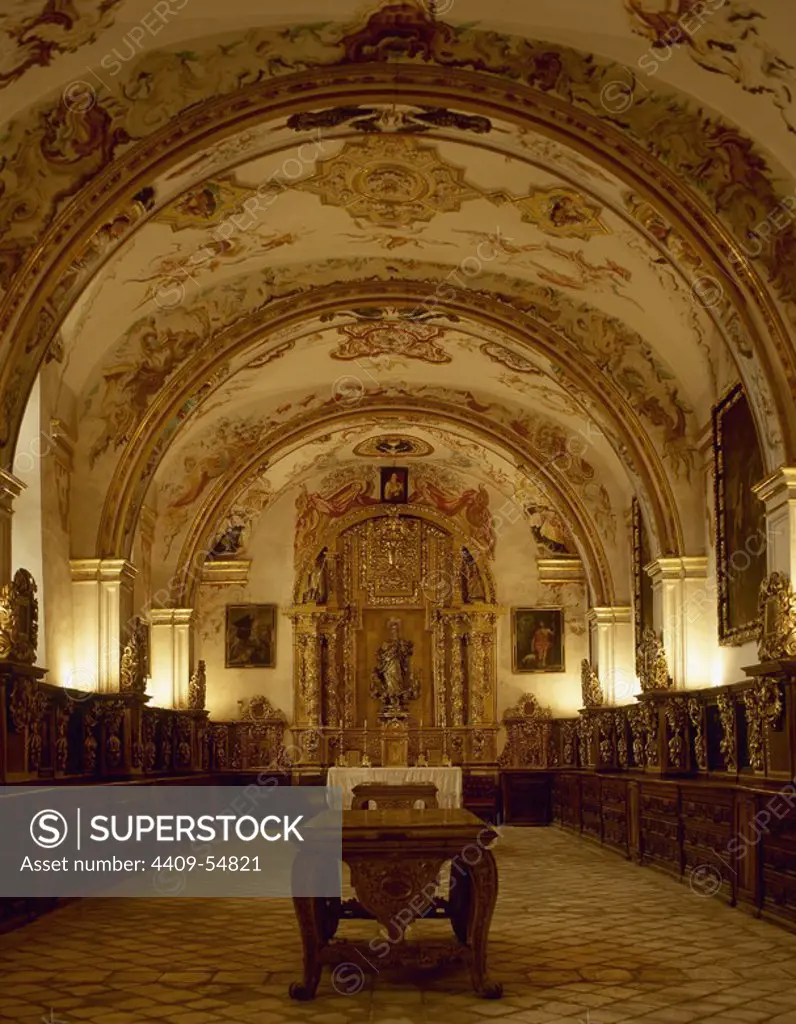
40, 367, 78, 685
195, 491, 296, 721
494, 515, 587, 716
11, 377, 46, 666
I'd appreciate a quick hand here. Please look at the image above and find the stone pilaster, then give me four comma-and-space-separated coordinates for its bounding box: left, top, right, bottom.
0, 470, 24, 586
646, 556, 711, 689
587, 606, 634, 703
149, 608, 194, 708
754, 467, 796, 579
70, 559, 137, 692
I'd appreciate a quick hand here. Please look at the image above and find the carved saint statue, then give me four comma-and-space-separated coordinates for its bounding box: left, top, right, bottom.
370, 617, 421, 721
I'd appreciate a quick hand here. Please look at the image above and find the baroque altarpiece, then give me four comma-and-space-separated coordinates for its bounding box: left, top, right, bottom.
287, 507, 500, 767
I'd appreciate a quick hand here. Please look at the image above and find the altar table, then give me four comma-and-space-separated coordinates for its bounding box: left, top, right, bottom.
326, 766, 462, 809
289, 808, 502, 1000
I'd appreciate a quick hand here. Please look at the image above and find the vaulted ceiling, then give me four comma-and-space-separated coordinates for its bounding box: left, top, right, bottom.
3, 0, 796, 607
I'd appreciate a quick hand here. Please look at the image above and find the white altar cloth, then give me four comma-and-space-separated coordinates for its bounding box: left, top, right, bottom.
326, 766, 463, 810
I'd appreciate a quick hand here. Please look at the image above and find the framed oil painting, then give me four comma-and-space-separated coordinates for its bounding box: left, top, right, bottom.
225, 604, 277, 668
632, 497, 655, 651
380, 466, 408, 504
713, 385, 767, 645
512, 608, 565, 672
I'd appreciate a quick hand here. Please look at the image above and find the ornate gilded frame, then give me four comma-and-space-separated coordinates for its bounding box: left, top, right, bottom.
713, 384, 766, 646
631, 497, 653, 652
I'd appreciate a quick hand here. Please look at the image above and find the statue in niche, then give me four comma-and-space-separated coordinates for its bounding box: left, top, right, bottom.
208, 524, 244, 559
461, 547, 486, 603
303, 550, 329, 604
370, 617, 421, 721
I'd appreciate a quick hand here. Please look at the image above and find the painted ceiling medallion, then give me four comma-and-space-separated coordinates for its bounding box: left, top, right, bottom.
331, 322, 452, 363
353, 435, 434, 458
481, 342, 542, 375
296, 135, 478, 228
493, 186, 609, 240
156, 178, 253, 231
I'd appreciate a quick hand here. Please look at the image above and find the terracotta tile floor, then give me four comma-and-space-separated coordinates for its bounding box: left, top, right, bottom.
2, 827, 796, 1023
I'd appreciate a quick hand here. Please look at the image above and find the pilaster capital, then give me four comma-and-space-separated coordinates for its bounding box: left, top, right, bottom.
537, 558, 585, 583
753, 466, 796, 506
644, 556, 708, 582
587, 606, 632, 626
150, 607, 195, 627
201, 559, 250, 585
70, 558, 138, 585
0, 469, 24, 509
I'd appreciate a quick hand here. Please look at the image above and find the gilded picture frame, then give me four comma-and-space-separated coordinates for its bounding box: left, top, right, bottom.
512, 607, 565, 673
712, 384, 766, 645
631, 497, 654, 652
380, 466, 408, 503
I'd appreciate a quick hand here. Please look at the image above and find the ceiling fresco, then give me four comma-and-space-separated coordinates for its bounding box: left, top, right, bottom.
3, 0, 796, 620
160, 418, 610, 604
0, 0, 124, 90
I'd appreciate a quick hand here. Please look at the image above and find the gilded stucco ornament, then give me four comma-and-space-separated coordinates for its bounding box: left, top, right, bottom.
498, 693, 554, 768
580, 658, 604, 707
758, 572, 796, 661
187, 660, 207, 711
635, 627, 671, 692
0, 568, 38, 664
743, 678, 783, 772
716, 693, 738, 774
119, 617, 149, 695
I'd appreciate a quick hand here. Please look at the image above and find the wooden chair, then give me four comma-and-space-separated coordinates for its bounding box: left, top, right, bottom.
351, 782, 439, 810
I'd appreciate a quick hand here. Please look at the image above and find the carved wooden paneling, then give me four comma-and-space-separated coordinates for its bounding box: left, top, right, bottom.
760, 792, 796, 926
680, 787, 734, 898
600, 777, 629, 856
553, 772, 581, 831
639, 782, 680, 875
501, 770, 551, 825
581, 776, 601, 839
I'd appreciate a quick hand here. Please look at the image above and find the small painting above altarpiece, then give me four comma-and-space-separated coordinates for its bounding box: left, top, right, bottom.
380, 467, 408, 503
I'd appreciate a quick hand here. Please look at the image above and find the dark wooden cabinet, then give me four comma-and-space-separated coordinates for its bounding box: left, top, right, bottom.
500, 770, 552, 824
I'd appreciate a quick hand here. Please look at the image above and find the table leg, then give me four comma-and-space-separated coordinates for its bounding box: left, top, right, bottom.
448, 862, 471, 944
465, 848, 503, 999
289, 896, 324, 1000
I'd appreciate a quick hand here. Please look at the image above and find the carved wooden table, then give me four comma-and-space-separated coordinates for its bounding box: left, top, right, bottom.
351, 782, 438, 809
327, 766, 462, 808
290, 808, 502, 1000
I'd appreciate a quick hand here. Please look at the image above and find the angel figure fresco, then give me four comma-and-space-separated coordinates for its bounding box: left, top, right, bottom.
410, 477, 495, 558
453, 231, 636, 305
293, 476, 381, 564
87, 317, 208, 467
128, 232, 301, 309
626, 0, 796, 135
160, 418, 274, 556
